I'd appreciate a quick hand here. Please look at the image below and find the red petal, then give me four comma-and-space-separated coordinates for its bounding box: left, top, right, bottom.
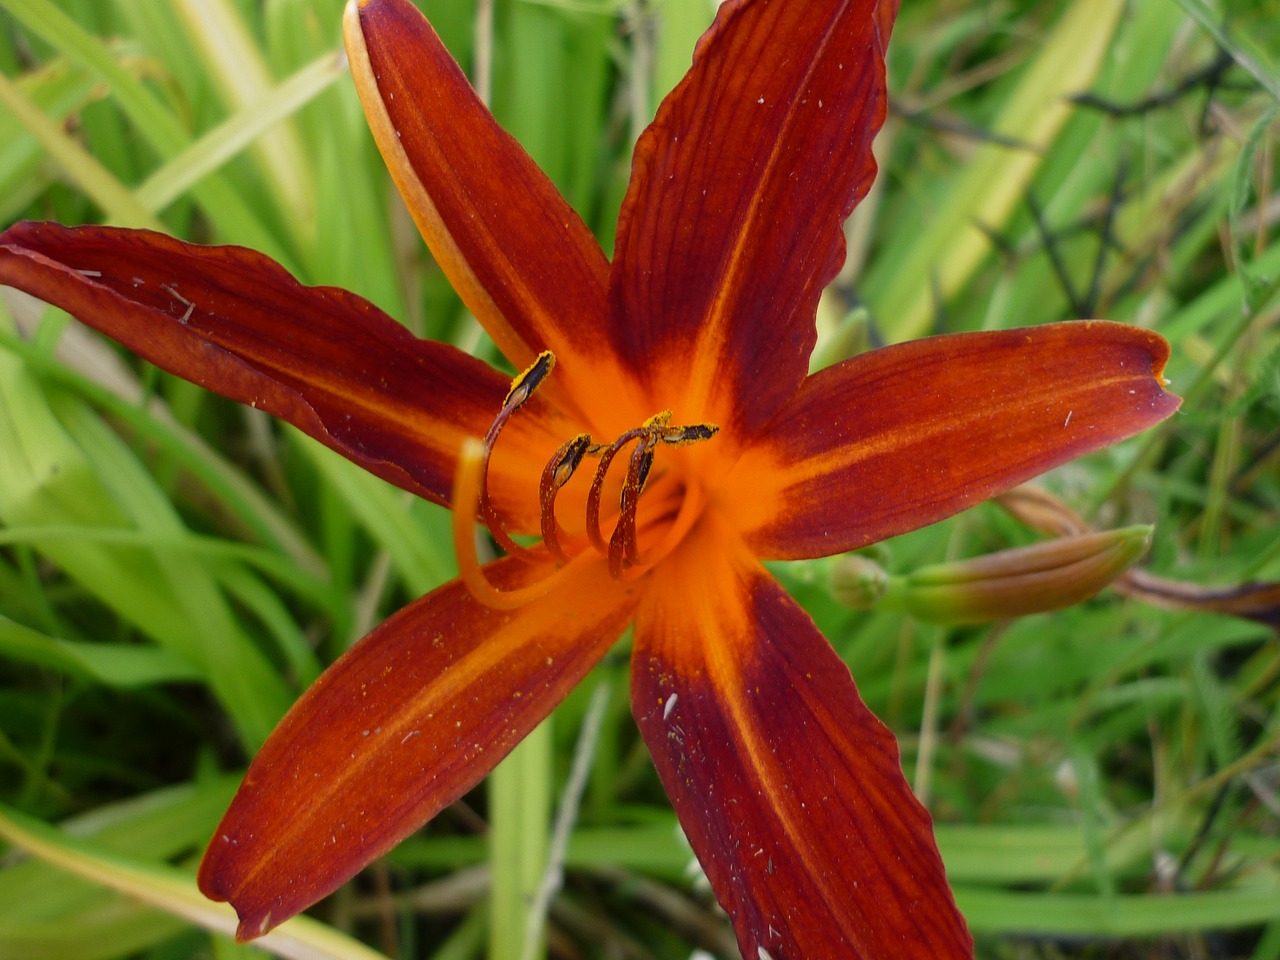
875, 0, 899, 46
608, 0, 892, 434
632, 519, 971, 959
0, 222, 572, 528
345, 0, 627, 425
725, 322, 1181, 560
198, 555, 637, 939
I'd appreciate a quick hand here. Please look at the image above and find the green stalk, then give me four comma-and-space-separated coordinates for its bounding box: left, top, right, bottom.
136, 50, 346, 214
488, 720, 551, 960
654, 0, 715, 103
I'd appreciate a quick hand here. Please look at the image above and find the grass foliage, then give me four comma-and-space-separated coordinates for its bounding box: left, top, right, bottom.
1, 0, 1278, 957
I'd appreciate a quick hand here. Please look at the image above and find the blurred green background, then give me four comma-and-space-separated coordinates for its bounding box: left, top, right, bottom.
0, 0, 1277, 957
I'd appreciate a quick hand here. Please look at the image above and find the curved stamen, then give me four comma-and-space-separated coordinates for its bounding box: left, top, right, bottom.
479, 352, 555, 560
470, 353, 721, 592
585, 411, 674, 554
607, 434, 659, 577
585, 433, 639, 553
585, 412, 718, 573
622, 476, 707, 579
453, 438, 597, 610
539, 433, 592, 563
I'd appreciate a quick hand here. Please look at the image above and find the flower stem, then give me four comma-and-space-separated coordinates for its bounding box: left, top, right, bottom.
489, 719, 551, 960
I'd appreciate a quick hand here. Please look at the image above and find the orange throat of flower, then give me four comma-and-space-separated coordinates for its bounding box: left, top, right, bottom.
452, 352, 719, 610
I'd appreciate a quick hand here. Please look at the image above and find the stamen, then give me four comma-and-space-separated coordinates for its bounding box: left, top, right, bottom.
539, 433, 592, 562
467, 353, 721, 592
623, 477, 707, 578
585, 434, 636, 553
608, 434, 659, 576
453, 438, 595, 610
584, 410, 675, 553
480, 352, 556, 560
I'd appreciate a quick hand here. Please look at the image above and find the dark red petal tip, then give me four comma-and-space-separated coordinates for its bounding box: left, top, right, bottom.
198, 556, 635, 939
730, 321, 1181, 560
345, 0, 626, 426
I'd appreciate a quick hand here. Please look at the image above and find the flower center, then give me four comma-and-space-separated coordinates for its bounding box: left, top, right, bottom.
452, 352, 718, 609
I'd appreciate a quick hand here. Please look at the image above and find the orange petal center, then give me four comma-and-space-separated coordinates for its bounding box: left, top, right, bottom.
453, 353, 719, 607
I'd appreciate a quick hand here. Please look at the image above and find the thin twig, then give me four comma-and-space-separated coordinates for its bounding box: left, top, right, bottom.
1072, 49, 1237, 117
1025, 192, 1085, 318
914, 642, 945, 806
1082, 153, 1129, 317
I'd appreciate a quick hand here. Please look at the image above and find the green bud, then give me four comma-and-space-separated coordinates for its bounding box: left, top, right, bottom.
829, 554, 891, 610
880, 525, 1153, 625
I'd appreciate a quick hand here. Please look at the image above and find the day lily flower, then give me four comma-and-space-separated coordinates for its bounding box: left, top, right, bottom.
0, 0, 1181, 955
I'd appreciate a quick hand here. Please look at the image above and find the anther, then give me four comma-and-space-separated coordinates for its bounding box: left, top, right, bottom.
634, 445, 656, 492
501, 351, 555, 411
660, 423, 718, 445
484, 351, 554, 452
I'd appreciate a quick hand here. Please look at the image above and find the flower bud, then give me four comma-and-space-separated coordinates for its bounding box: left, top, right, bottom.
879, 525, 1153, 625
829, 554, 891, 610
996, 485, 1088, 537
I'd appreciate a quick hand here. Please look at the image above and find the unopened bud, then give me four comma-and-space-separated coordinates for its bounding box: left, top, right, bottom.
880, 525, 1153, 625
997, 485, 1088, 537
1000, 487, 1280, 630
829, 554, 891, 610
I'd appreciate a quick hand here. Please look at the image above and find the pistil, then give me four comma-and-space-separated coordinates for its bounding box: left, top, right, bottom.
453, 438, 596, 610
